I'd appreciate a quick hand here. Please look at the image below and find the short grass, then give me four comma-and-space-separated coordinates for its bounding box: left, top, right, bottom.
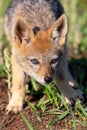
0, 0, 87, 129
3, 49, 87, 130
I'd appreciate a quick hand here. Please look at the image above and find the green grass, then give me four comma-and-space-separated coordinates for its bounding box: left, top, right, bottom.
2, 49, 87, 130
20, 112, 35, 130
4, 49, 87, 130
0, 0, 87, 129
20, 79, 87, 130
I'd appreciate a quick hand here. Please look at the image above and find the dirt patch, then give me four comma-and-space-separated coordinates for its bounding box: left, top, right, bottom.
0, 78, 87, 130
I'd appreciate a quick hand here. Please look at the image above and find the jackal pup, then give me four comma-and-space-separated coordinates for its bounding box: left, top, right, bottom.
5, 0, 83, 113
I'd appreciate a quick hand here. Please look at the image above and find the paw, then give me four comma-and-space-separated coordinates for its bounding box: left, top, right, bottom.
6, 104, 22, 114
65, 89, 84, 105
6, 99, 23, 114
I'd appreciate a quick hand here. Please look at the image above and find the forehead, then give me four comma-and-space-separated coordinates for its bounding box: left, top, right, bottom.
32, 31, 53, 53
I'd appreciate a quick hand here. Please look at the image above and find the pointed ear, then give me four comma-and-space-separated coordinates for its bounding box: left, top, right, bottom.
13, 17, 34, 44
47, 14, 68, 46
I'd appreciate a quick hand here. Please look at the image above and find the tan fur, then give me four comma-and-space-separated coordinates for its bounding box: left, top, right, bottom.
7, 55, 25, 112
5, 0, 84, 113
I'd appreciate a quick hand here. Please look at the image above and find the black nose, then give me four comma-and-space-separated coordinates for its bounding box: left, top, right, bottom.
44, 76, 52, 84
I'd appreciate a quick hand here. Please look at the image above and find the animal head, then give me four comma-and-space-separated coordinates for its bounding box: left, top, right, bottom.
12, 14, 68, 85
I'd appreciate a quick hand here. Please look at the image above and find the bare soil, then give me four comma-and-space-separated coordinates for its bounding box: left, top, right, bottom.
0, 78, 87, 130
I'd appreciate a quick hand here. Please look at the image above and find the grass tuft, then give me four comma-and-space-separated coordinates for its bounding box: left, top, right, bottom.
3, 48, 87, 130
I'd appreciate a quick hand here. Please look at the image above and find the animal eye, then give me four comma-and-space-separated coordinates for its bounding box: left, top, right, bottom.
30, 59, 40, 64
51, 58, 58, 64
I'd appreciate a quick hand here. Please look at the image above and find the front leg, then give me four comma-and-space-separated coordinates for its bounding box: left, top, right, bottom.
67, 69, 78, 88
6, 55, 26, 113
54, 67, 84, 105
